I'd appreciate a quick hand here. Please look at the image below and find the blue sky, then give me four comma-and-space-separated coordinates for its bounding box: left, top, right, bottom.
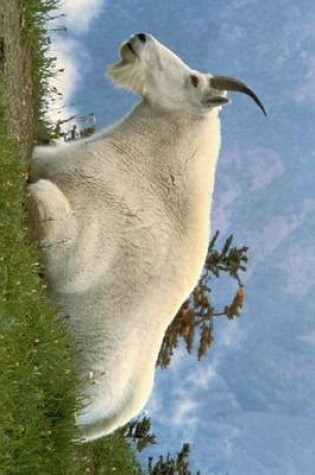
50, 1, 315, 473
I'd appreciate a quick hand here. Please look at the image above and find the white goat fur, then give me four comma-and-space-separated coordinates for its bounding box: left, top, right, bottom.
28, 34, 228, 441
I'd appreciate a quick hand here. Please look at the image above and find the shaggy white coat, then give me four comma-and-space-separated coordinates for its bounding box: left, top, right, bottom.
28, 34, 230, 441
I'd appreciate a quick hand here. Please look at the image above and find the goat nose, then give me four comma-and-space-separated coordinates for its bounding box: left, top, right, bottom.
136, 33, 146, 43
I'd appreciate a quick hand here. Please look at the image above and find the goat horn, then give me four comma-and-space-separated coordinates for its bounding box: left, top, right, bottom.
210, 76, 267, 116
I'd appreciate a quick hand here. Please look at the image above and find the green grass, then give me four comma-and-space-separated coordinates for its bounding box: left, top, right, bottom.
21, 0, 60, 131
75, 432, 143, 475
0, 1, 143, 474
0, 78, 78, 474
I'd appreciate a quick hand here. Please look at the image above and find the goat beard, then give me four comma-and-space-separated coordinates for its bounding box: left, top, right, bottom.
107, 62, 146, 93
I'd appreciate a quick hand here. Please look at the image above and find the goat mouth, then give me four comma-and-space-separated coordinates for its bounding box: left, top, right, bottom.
203, 96, 230, 107
126, 42, 137, 55
119, 41, 139, 63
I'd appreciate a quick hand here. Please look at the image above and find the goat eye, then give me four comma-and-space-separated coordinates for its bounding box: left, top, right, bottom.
190, 75, 199, 88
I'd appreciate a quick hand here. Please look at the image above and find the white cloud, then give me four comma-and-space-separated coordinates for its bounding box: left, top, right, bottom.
300, 331, 315, 346
230, 0, 252, 8
170, 391, 200, 427
294, 56, 315, 107
273, 7, 315, 68
278, 243, 315, 298
46, 0, 107, 123
246, 147, 285, 192
258, 215, 300, 256
47, 38, 81, 122
186, 364, 218, 390
243, 199, 315, 266
221, 24, 246, 44
213, 176, 242, 232
61, 0, 106, 34
213, 146, 285, 233
48, 0, 105, 123
221, 319, 244, 349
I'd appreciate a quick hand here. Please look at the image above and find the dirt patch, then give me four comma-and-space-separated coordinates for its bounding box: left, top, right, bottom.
0, 0, 34, 159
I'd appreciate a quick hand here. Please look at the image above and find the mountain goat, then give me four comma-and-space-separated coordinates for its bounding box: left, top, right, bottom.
27, 33, 266, 442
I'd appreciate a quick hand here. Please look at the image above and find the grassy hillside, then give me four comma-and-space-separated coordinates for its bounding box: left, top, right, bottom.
0, 1, 142, 473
